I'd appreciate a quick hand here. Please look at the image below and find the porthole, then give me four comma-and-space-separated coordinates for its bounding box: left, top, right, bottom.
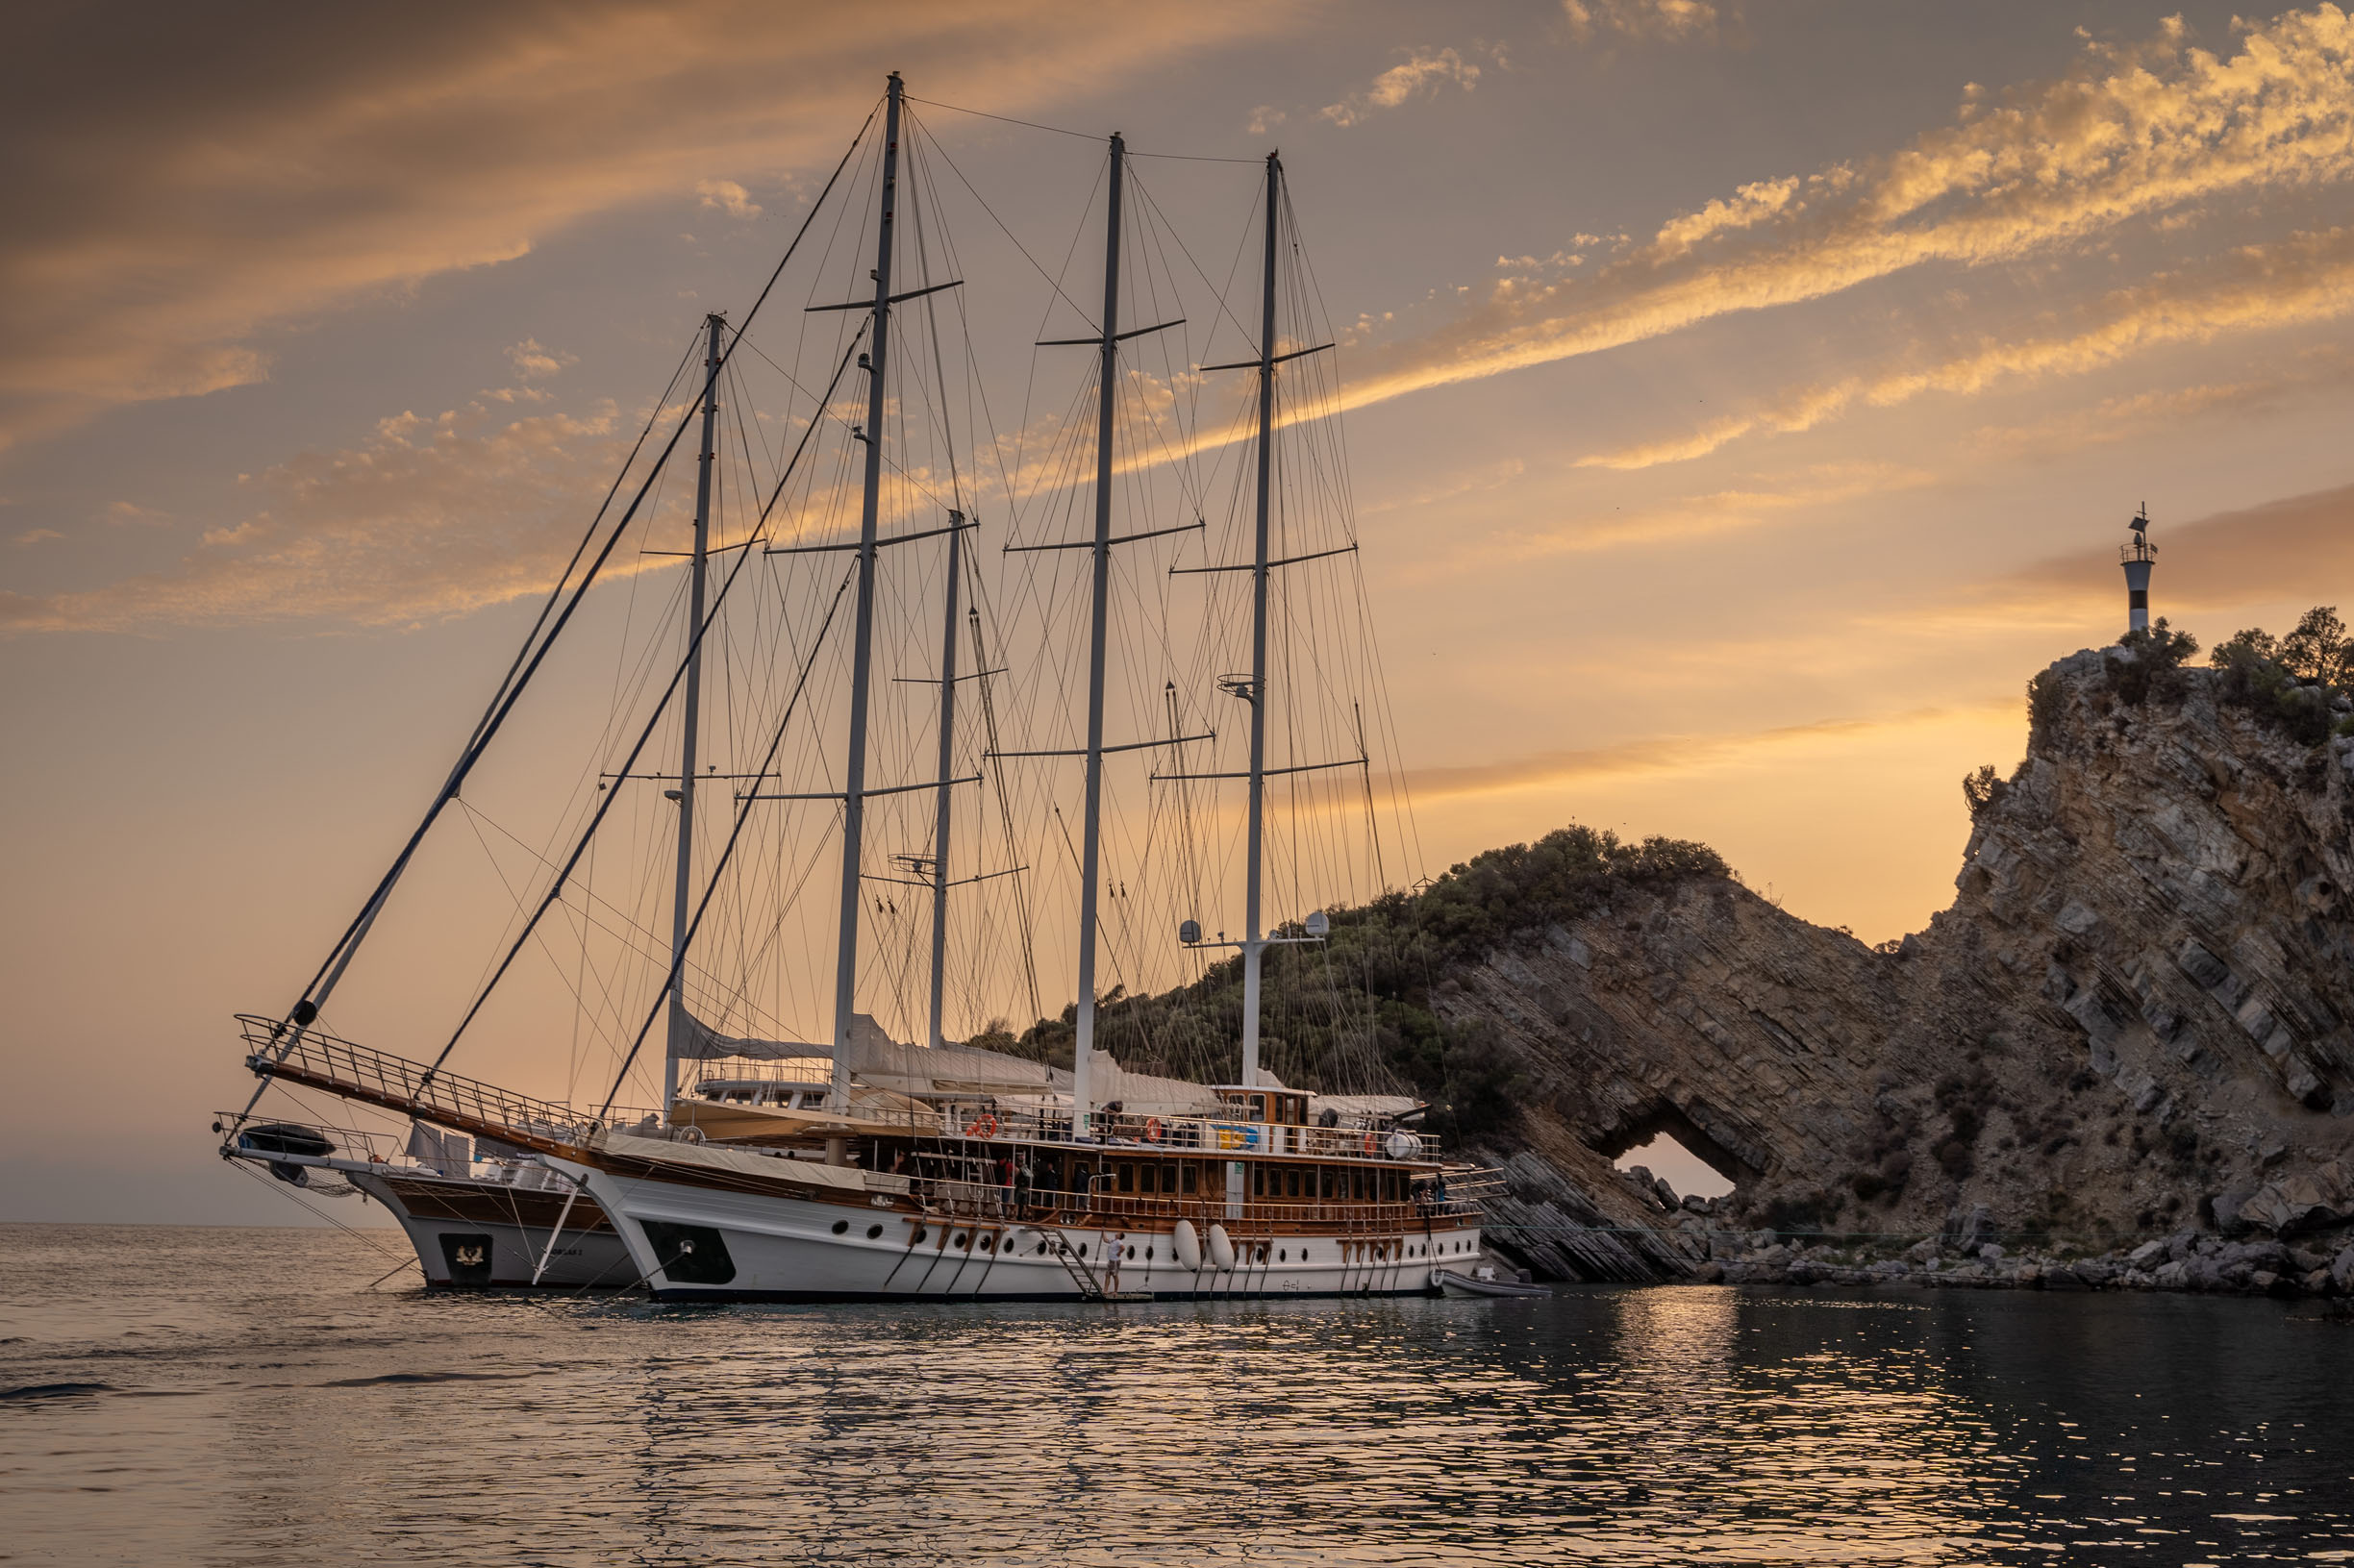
866, 1225, 884, 1240
1278, 1249, 1288, 1262
1078, 1244, 1089, 1258
911, 1226, 927, 1244
1145, 1247, 1154, 1261
1038, 1241, 1050, 1256
1300, 1248, 1310, 1261
831, 1220, 849, 1235
954, 1232, 969, 1250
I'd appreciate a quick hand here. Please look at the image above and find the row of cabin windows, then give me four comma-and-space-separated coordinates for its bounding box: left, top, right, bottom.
1252, 1163, 1408, 1203
905, 1154, 1410, 1205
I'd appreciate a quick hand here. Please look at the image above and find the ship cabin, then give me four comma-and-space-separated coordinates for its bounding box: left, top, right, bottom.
691, 1072, 834, 1111
856, 1079, 1455, 1234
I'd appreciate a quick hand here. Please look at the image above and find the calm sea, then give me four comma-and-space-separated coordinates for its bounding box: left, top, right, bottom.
1, 1222, 2348, 1565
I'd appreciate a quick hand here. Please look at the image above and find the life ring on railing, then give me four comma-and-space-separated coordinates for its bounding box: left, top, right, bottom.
964, 1112, 999, 1139
1361, 1130, 1377, 1155
1144, 1116, 1163, 1144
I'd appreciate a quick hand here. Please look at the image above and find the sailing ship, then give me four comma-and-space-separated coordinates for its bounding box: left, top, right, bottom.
220, 74, 1494, 1300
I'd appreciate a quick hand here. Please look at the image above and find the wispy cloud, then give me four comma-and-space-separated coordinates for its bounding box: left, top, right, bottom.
1480, 460, 1933, 562
1580, 224, 2354, 469
694, 179, 763, 220
0, 397, 629, 634
12, 528, 62, 548
1405, 702, 1989, 802
1342, 9, 2354, 412
1319, 47, 1484, 128
1562, 0, 1736, 46
504, 338, 577, 382
0, 1, 1290, 455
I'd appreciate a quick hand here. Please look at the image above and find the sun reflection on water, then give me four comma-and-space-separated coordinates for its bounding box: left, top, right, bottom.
2, 1229, 2349, 1566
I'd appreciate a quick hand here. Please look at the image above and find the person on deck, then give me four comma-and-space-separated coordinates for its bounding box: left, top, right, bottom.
1012, 1156, 1033, 1218
1102, 1230, 1125, 1294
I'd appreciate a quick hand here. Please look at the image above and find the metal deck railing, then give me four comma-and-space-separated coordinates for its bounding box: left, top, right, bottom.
236, 1015, 643, 1153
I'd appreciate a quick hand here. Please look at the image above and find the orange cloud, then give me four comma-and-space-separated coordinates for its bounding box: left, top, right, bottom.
1581, 224, 2354, 470
1341, 7, 2354, 412
0, 2, 1292, 455
0, 397, 632, 634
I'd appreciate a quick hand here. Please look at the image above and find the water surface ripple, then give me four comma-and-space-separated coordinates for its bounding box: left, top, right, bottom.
2, 1224, 2347, 1564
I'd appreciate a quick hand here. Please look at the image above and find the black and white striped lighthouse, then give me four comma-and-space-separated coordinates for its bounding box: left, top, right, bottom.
2121, 504, 2156, 634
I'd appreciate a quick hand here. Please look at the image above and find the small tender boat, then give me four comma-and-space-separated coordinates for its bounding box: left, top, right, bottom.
1434, 1266, 1549, 1299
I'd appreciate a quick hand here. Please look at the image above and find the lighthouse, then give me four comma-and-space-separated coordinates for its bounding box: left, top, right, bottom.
2121, 504, 2156, 634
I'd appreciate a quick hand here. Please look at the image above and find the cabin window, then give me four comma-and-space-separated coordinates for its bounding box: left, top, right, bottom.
1117, 1163, 1135, 1194
1182, 1162, 1198, 1194
1248, 1094, 1266, 1122
1285, 1167, 1301, 1199
1252, 1164, 1265, 1198
1139, 1164, 1157, 1195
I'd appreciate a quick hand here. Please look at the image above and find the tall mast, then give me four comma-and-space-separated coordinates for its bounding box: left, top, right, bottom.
1239, 152, 1279, 1094
830, 71, 904, 1117
1072, 133, 1126, 1141
664, 311, 724, 1115
925, 517, 964, 1049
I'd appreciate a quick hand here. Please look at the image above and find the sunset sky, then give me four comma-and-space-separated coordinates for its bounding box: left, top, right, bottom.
7, 0, 2353, 1222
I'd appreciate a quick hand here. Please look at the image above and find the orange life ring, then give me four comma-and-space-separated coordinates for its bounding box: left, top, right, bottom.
1144, 1116, 1164, 1143
964, 1112, 999, 1138
1362, 1130, 1377, 1155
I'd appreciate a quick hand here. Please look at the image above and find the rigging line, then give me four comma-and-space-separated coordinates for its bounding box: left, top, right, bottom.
597, 565, 856, 1120
473, 328, 704, 757
906, 133, 965, 514
907, 111, 1100, 329
252, 109, 879, 1097
457, 798, 763, 1032
421, 490, 783, 1085
223, 1157, 413, 1268
902, 94, 1257, 162
731, 328, 956, 524
272, 328, 698, 1036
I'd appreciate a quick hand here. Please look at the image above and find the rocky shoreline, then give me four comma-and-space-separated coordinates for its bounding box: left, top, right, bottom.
1690, 1227, 2354, 1299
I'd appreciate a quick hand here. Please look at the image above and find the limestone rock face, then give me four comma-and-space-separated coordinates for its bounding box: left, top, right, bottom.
1462, 654, 2354, 1275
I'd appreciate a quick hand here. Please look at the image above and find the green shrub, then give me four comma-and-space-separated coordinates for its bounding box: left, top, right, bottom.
2212, 612, 2345, 747
2027, 668, 2066, 740
2106, 618, 2199, 707
1961, 763, 2009, 816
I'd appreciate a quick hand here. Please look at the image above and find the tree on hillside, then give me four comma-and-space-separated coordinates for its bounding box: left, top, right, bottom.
2281, 606, 2349, 686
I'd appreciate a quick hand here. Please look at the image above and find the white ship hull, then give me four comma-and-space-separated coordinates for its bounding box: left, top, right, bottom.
347, 1168, 636, 1290
553, 1158, 1483, 1302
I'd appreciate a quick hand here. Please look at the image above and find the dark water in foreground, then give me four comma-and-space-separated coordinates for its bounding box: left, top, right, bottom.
2, 1224, 2349, 1565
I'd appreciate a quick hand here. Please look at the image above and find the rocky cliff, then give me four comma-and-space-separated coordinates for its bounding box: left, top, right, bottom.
1447, 647, 2354, 1285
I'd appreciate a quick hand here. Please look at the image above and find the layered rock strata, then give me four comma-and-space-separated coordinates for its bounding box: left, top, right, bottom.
1462, 651, 2354, 1290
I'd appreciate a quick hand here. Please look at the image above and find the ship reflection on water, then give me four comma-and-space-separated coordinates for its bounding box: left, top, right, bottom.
2, 1225, 2346, 1564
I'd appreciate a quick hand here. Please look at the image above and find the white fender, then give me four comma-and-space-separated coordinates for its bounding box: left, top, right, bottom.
1207, 1222, 1237, 1271
1173, 1218, 1203, 1271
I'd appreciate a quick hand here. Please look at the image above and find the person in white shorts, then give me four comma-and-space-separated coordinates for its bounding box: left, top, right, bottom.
1102, 1230, 1125, 1294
